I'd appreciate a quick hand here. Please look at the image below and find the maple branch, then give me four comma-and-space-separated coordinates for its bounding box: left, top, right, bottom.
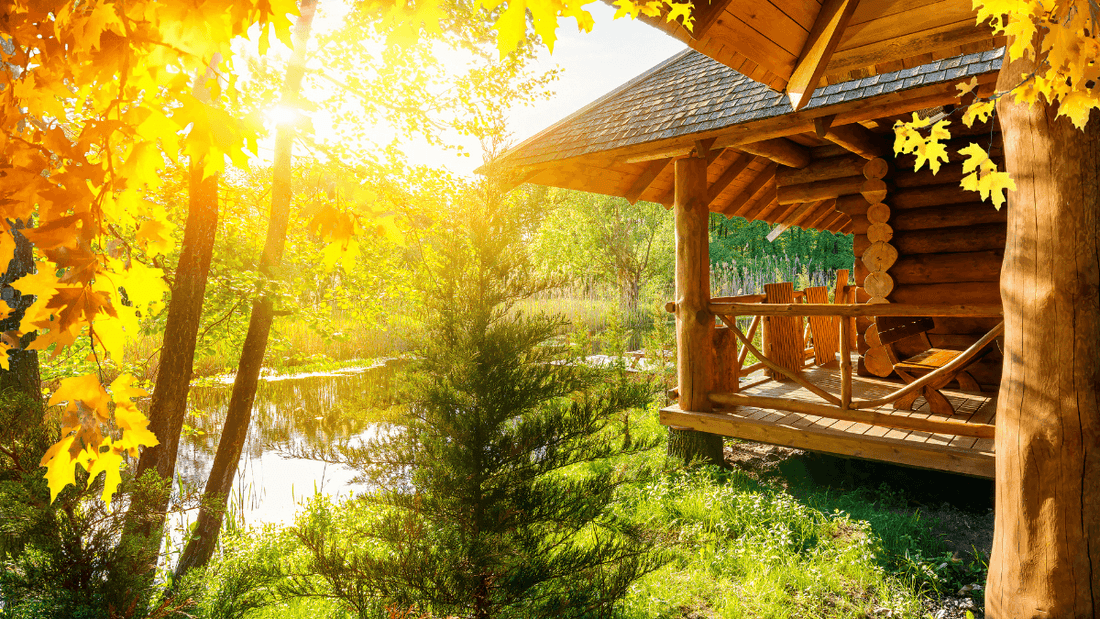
87, 329, 105, 384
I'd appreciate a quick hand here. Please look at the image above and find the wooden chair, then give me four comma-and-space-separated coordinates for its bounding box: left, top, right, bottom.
874, 316, 999, 416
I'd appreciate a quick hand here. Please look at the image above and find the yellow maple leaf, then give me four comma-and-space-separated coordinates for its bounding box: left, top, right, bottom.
962, 100, 996, 127
40, 435, 78, 503
136, 219, 176, 256
959, 142, 1016, 209
493, 0, 529, 56
110, 373, 149, 405
1057, 91, 1099, 130
528, 0, 562, 52
48, 374, 111, 414
85, 441, 124, 505
613, 0, 642, 19
665, 1, 693, 30
959, 142, 990, 174
114, 406, 159, 458
914, 140, 949, 174
91, 315, 127, 362
956, 77, 979, 97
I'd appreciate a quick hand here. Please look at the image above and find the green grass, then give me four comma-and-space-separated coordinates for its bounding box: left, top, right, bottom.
612, 464, 925, 618
181, 394, 985, 619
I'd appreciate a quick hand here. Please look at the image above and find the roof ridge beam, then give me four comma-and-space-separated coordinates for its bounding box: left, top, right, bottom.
787, 0, 863, 111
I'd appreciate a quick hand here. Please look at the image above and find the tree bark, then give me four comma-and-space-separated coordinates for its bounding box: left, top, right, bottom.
173, 0, 317, 579
0, 221, 40, 405
669, 155, 724, 467
986, 51, 1100, 616
122, 89, 223, 573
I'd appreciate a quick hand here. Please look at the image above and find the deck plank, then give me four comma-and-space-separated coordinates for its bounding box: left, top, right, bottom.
685, 362, 995, 477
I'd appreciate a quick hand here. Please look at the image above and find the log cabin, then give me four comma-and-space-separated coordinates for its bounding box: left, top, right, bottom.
491, 48, 1008, 478
493, 0, 1100, 610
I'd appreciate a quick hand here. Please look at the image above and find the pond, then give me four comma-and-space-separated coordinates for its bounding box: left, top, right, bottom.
170, 360, 402, 532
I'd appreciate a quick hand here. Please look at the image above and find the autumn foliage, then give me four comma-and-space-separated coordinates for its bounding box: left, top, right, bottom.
0, 0, 294, 502
893, 0, 1098, 200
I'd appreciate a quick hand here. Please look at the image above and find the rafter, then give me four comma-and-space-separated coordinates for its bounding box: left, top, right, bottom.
705, 154, 754, 207
823, 123, 889, 159
742, 188, 779, 221
787, 0, 862, 111
720, 163, 776, 217
625, 158, 672, 204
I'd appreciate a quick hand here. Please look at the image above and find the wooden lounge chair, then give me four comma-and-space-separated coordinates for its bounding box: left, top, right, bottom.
874, 316, 999, 416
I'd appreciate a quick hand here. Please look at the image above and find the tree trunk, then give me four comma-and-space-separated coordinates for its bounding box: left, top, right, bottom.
119, 162, 220, 566
121, 55, 228, 571
0, 221, 40, 405
173, 0, 317, 579
986, 51, 1100, 616
669, 155, 724, 467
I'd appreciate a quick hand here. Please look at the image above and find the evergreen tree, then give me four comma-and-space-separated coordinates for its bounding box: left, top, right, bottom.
290, 179, 661, 618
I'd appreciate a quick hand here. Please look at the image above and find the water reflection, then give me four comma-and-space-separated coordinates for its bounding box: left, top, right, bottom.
172, 361, 402, 526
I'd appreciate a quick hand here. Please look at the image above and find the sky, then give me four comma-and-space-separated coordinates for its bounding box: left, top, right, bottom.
411, 3, 687, 176
259, 3, 687, 177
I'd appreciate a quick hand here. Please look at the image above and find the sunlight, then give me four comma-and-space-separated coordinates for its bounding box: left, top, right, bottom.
265, 103, 305, 127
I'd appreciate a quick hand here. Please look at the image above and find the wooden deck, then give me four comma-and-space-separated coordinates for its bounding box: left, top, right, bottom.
661, 363, 996, 478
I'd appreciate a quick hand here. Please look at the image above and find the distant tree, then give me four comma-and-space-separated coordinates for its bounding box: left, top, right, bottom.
287, 177, 661, 618
530, 191, 673, 309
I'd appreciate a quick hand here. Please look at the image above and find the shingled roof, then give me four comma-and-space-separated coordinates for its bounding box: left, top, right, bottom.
493, 46, 1004, 236
501, 48, 1004, 169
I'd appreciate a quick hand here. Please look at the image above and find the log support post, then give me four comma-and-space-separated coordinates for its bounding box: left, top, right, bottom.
668, 155, 725, 467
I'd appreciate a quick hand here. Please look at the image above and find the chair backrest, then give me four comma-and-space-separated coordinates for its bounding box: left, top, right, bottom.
875, 316, 935, 347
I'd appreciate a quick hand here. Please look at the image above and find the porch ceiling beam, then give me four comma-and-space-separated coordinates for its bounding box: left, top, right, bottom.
739, 138, 811, 169
742, 189, 779, 221
783, 202, 827, 230
705, 154, 754, 207
720, 163, 776, 217
625, 158, 672, 204
501, 167, 545, 192
787, 0, 863, 111
822, 123, 890, 159
753, 198, 785, 222
790, 199, 831, 228
766, 202, 802, 236
817, 211, 848, 232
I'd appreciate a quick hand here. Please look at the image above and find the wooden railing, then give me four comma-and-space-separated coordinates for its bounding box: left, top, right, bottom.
704, 301, 1004, 439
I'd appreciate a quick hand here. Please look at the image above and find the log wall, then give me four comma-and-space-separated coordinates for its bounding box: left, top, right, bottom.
881, 129, 1008, 387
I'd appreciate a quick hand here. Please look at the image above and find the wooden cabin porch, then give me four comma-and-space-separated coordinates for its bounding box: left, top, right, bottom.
490, 49, 1008, 477
662, 359, 996, 478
